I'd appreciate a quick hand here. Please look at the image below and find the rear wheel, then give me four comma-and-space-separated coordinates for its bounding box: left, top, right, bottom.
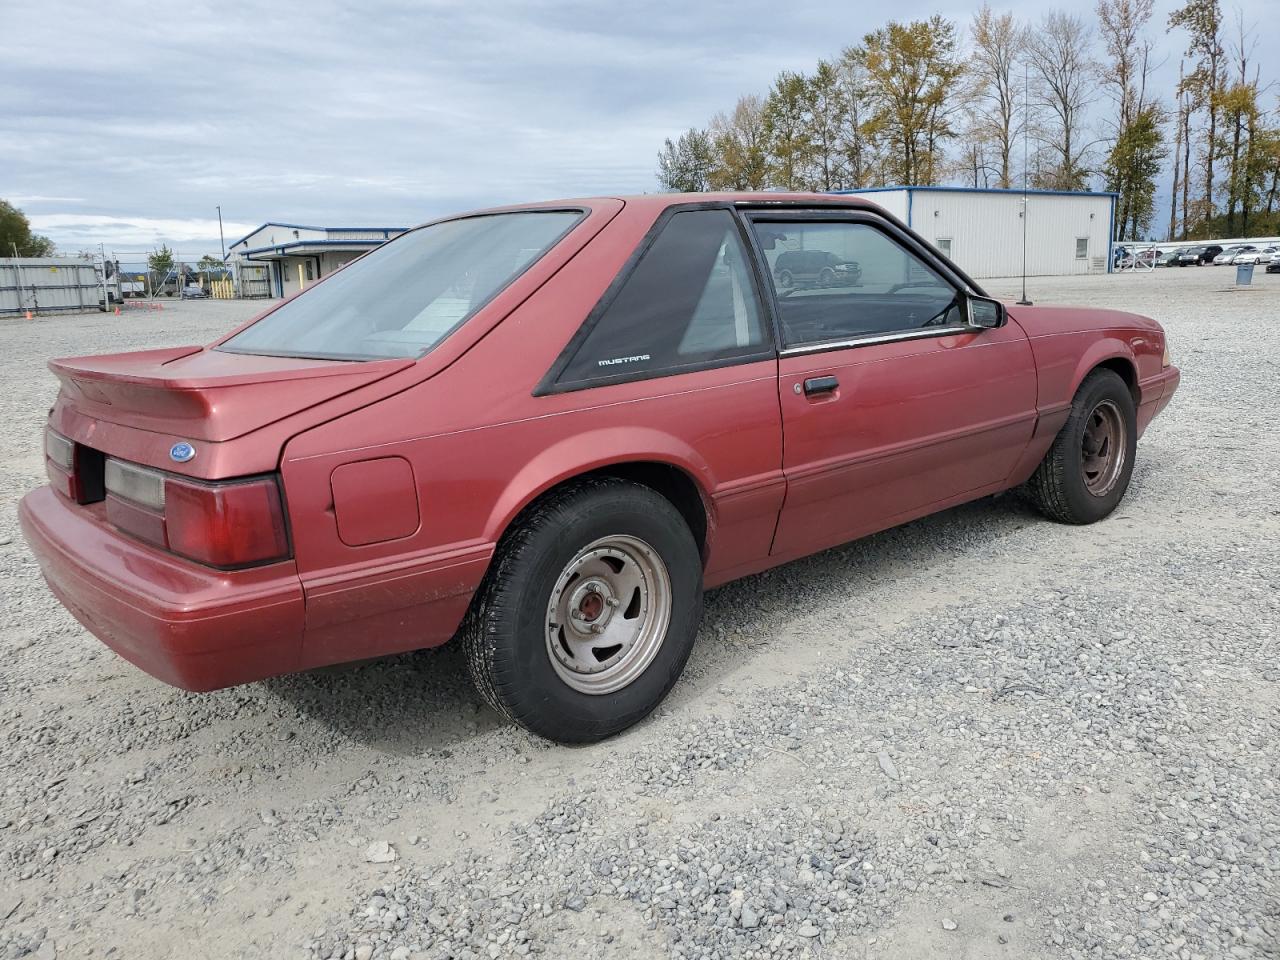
1027, 369, 1137, 524
462, 478, 703, 743
777, 269, 794, 289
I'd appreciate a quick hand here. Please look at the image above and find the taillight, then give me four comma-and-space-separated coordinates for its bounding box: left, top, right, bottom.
165, 477, 289, 568
45, 427, 104, 503
103, 456, 290, 568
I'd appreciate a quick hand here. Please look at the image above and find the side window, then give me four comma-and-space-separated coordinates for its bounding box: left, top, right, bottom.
555, 210, 768, 386
751, 220, 963, 347
1075, 237, 1089, 259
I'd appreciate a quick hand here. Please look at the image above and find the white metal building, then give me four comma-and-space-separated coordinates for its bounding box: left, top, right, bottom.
226, 222, 408, 298
832, 187, 1118, 278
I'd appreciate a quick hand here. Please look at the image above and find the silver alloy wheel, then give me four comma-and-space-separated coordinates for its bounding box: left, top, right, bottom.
544, 535, 672, 696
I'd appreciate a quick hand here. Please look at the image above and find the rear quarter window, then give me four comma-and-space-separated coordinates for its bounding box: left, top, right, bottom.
550, 209, 770, 389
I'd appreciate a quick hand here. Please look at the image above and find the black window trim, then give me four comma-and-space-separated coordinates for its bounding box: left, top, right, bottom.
738, 206, 986, 358
535, 202, 777, 396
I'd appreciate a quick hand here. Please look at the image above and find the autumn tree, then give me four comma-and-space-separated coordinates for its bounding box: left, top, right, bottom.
657, 128, 716, 192
1097, 0, 1161, 238
708, 96, 769, 191
762, 71, 816, 190
854, 16, 964, 186
1025, 11, 1097, 190
1168, 0, 1225, 228
966, 6, 1025, 188
0, 200, 55, 257
803, 60, 853, 191
1105, 106, 1167, 239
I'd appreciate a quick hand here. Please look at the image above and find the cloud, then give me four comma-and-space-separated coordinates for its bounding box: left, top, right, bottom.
2, 0, 1277, 253
26, 215, 257, 255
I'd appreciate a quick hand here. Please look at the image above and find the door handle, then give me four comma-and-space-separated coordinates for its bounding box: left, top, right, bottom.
802, 375, 839, 396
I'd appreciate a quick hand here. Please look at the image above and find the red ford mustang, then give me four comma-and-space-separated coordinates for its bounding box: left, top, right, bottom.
19, 194, 1180, 743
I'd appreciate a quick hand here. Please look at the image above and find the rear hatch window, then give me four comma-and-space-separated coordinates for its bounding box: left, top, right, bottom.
220, 210, 583, 361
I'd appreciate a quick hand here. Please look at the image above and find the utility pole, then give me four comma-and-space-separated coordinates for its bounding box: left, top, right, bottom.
99, 242, 110, 312
1017, 63, 1033, 306
217, 205, 226, 260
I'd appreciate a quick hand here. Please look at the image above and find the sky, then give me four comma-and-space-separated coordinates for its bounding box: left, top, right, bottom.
3, 0, 1276, 260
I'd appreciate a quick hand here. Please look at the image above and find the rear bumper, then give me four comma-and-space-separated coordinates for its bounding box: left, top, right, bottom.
18, 486, 305, 691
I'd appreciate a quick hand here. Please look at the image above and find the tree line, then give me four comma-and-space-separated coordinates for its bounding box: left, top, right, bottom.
656, 0, 1280, 242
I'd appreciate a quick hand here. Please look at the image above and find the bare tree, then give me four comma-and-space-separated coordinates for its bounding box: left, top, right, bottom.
967, 6, 1025, 188
835, 52, 881, 187
1025, 11, 1098, 189
1169, 61, 1186, 239
1168, 0, 1225, 227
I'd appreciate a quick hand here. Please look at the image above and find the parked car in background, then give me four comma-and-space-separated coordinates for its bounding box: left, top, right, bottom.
1267, 256, 1280, 274
180, 283, 209, 299
1214, 245, 1248, 264
1176, 246, 1206, 266
1158, 248, 1186, 267
18, 192, 1181, 744
774, 249, 862, 288
1194, 245, 1223, 264
1234, 246, 1276, 264
1112, 245, 1130, 268
1230, 245, 1262, 264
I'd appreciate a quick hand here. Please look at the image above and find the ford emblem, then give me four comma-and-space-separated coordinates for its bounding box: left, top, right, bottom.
169, 441, 196, 463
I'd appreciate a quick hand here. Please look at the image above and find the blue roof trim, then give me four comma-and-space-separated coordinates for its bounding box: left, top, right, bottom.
831, 186, 1120, 200
227, 222, 408, 250
239, 238, 400, 257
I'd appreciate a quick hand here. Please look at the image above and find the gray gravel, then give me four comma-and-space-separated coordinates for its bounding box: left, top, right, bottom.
0, 269, 1276, 959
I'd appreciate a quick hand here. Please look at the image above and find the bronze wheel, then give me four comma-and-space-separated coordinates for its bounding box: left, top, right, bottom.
1081, 399, 1127, 497
1027, 368, 1137, 524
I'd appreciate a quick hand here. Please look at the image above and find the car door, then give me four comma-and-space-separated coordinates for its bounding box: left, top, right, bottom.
743, 210, 1038, 560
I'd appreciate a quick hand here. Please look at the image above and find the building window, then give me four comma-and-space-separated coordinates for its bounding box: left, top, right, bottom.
1075, 237, 1089, 260
305, 260, 314, 282
936, 238, 953, 258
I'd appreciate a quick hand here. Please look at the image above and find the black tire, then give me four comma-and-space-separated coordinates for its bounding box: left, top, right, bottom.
462, 477, 703, 744
777, 269, 794, 288
1027, 369, 1137, 525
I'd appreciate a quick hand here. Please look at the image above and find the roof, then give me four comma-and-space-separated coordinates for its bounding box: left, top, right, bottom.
832, 185, 1120, 200
226, 221, 409, 251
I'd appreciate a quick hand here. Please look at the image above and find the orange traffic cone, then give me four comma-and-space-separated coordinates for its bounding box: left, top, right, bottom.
114, 306, 120, 316
24, 309, 32, 320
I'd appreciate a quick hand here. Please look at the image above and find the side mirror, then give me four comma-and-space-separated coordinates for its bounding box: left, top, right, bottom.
966, 294, 1006, 329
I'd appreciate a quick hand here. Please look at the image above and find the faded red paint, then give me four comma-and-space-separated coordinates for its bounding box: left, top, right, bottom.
18, 193, 1181, 692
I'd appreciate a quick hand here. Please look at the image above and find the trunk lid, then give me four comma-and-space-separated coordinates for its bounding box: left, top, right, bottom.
50, 346, 412, 442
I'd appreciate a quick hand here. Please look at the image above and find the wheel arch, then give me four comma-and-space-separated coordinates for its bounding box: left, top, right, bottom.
482, 433, 714, 562
1091, 356, 1140, 407
1069, 340, 1139, 408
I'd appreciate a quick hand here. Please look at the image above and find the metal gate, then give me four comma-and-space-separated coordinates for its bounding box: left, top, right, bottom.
236, 263, 272, 299
0, 258, 102, 315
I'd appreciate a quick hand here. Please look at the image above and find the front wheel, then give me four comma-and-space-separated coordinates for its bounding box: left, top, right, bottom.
1026, 369, 1137, 524
462, 478, 703, 744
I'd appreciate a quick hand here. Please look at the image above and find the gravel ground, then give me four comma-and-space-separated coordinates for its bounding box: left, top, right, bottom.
0, 269, 1276, 960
